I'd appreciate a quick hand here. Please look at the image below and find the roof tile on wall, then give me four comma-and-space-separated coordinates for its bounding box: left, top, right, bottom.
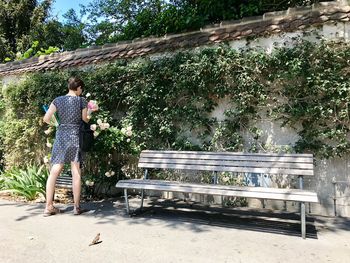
1, 2, 349, 76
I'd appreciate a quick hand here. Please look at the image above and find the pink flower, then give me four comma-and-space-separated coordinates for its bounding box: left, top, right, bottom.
88, 100, 99, 112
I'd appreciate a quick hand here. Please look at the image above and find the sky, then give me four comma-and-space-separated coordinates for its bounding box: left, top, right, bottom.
51, 0, 91, 21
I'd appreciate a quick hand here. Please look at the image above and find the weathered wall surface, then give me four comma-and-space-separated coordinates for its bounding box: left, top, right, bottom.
204, 21, 350, 217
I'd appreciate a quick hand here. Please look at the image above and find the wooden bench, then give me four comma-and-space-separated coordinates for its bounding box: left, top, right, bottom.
56, 175, 73, 189
115, 150, 318, 238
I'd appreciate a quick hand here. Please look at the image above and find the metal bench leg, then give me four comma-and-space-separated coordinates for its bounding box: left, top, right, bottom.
301, 202, 306, 239
124, 188, 130, 215
140, 189, 144, 211
140, 169, 148, 211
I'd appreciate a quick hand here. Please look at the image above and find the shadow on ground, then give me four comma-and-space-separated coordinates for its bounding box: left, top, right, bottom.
4, 196, 350, 239
126, 198, 318, 239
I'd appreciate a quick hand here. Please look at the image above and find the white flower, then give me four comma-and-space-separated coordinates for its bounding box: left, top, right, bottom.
93, 131, 99, 137
44, 128, 52, 135
43, 156, 49, 163
100, 122, 110, 130
46, 142, 52, 148
126, 130, 132, 137
126, 126, 132, 131
105, 171, 115, 177
85, 93, 91, 98
222, 176, 230, 183
90, 124, 97, 131
97, 119, 103, 125
126, 138, 130, 143
85, 180, 95, 186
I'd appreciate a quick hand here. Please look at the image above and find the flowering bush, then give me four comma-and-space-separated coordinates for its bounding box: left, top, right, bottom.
41, 92, 140, 196
82, 118, 140, 195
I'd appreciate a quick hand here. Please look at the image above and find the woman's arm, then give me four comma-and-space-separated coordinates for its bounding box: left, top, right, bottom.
43, 103, 57, 125
82, 108, 89, 123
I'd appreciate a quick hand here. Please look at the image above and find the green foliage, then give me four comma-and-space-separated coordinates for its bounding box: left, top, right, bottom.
268, 41, 350, 157
0, 1, 331, 61
1, 40, 350, 194
0, 165, 49, 200
0, 1, 87, 62
60, 9, 87, 50
218, 171, 248, 207
15, 40, 60, 60
83, 0, 329, 43
0, 0, 53, 62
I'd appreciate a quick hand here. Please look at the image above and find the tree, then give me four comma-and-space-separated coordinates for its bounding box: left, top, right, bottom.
0, 0, 328, 62
61, 9, 87, 50
0, 0, 53, 61
82, 0, 326, 44
0, 1, 88, 62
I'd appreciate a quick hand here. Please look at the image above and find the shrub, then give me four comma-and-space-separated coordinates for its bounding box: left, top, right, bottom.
0, 165, 49, 201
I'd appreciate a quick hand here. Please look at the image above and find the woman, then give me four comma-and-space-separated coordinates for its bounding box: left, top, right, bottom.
43, 77, 89, 216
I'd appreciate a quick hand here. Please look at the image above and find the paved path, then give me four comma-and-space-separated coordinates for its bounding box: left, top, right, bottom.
0, 198, 349, 263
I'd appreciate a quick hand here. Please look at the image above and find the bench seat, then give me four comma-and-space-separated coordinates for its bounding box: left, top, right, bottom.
116, 179, 318, 203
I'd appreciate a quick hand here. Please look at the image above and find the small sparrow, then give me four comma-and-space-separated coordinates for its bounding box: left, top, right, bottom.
89, 233, 101, 246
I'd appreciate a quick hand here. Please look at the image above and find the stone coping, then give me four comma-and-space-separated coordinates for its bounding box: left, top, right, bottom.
0, 2, 349, 76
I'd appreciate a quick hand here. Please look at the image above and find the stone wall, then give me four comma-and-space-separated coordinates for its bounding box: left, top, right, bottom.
1, 3, 350, 217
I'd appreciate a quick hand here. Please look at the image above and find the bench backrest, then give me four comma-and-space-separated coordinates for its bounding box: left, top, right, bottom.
138, 150, 314, 176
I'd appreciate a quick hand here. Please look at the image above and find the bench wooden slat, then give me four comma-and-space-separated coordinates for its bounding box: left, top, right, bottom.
139, 158, 314, 170
138, 162, 314, 176
56, 176, 72, 188
142, 150, 313, 157
119, 179, 317, 195
140, 153, 313, 164
116, 179, 318, 203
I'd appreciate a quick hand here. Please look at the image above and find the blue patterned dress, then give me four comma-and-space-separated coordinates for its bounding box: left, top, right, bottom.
50, 96, 88, 164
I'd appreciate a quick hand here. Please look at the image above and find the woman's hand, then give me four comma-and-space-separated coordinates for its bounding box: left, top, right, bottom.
43, 103, 58, 126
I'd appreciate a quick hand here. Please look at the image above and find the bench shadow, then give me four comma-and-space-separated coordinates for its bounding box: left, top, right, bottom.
131, 198, 318, 239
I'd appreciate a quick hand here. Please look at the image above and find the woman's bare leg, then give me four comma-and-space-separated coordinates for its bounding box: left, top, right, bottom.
45, 163, 64, 210
71, 161, 81, 210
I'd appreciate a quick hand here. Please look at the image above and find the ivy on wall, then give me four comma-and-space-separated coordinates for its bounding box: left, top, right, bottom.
1, 39, 350, 176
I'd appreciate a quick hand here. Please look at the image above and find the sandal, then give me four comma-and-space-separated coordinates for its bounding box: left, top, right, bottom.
73, 206, 82, 215
43, 206, 60, 217
73, 206, 88, 215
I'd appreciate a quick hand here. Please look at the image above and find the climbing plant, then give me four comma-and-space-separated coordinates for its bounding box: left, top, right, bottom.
1, 39, 350, 189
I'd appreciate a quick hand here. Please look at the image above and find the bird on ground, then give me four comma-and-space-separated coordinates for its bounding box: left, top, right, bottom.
89, 233, 101, 246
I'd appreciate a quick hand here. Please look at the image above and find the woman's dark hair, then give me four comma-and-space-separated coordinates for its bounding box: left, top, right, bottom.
68, 77, 84, 91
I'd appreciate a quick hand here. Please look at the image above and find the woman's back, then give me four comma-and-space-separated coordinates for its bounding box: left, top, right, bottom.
53, 96, 87, 125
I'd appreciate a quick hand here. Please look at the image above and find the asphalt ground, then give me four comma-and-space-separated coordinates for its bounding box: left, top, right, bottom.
0, 197, 349, 263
